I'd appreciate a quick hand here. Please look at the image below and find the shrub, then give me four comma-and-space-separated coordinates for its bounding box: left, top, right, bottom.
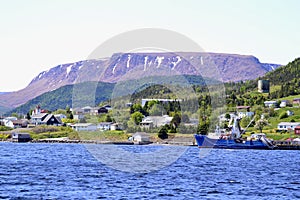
279, 112, 288, 119
158, 126, 168, 139
0, 126, 13, 131
32, 125, 59, 133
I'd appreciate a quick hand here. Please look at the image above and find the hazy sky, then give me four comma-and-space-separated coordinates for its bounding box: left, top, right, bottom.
1, 0, 299, 92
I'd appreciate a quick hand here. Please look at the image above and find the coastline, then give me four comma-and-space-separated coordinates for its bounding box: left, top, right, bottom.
2, 138, 300, 150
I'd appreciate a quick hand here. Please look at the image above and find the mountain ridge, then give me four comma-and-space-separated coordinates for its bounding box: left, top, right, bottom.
0, 52, 281, 109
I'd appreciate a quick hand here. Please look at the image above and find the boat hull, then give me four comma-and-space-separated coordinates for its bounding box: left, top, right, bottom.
194, 134, 270, 149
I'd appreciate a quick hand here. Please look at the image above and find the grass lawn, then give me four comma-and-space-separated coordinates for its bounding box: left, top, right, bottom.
278, 94, 300, 101
78, 130, 130, 141
268, 107, 300, 129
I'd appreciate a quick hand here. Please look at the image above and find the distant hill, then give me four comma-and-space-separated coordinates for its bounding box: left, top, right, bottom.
0, 52, 280, 109
9, 82, 115, 115
7, 75, 219, 115
263, 57, 300, 99
264, 57, 300, 84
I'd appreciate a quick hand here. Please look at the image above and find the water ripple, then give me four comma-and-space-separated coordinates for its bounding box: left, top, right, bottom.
0, 143, 300, 199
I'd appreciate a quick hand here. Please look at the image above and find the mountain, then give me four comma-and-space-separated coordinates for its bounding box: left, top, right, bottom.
0, 52, 280, 109
0, 92, 9, 95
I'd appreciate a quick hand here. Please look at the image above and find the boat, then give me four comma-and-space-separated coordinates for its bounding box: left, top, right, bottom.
194, 117, 277, 149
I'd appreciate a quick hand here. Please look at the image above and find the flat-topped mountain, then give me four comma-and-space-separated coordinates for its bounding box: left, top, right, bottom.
0, 52, 280, 109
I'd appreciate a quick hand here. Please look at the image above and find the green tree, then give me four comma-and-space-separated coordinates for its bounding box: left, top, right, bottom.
254, 118, 269, 133
225, 113, 231, 120
279, 112, 288, 119
171, 113, 181, 128
198, 117, 209, 135
149, 104, 163, 116
11, 113, 19, 118
26, 112, 31, 120
240, 117, 253, 128
131, 111, 144, 125
105, 115, 113, 122
131, 104, 143, 114
158, 125, 168, 139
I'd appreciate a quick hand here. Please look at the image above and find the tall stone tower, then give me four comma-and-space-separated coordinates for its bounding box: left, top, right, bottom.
258, 80, 270, 93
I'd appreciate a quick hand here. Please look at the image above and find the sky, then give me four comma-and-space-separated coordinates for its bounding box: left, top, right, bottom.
0, 0, 300, 92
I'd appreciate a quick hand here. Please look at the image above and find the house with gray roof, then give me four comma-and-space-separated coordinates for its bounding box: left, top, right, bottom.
31, 113, 62, 126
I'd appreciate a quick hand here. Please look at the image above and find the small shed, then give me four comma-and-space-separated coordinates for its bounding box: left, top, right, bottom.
133, 132, 150, 143
293, 98, 300, 105
12, 133, 31, 142
295, 126, 300, 135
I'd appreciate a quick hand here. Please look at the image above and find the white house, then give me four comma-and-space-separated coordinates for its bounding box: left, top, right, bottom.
97, 122, 121, 131
277, 122, 300, 131
54, 114, 67, 119
287, 110, 294, 116
73, 114, 84, 120
237, 111, 254, 119
3, 119, 14, 128
140, 115, 173, 128
280, 100, 287, 108
71, 123, 97, 131
218, 113, 235, 122
264, 101, 278, 108
82, 106, 93, 114
132, 132, 150, 143
98, 122, 113, 130
5, 117, 18, 121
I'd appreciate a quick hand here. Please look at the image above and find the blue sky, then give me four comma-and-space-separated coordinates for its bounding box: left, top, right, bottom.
0, 0, 299, 92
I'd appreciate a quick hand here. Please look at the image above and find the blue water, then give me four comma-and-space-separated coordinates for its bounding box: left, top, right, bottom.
0, 143, 300, 199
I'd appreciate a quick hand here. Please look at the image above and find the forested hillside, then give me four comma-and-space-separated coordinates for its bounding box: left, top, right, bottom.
9, 82, 115, 115
264, 58, 300, 98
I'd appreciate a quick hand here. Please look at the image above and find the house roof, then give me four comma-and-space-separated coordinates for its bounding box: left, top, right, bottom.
133, 132, 150, 137
264, 101, 277, 104
71, 123, 95, 127
99, 122, 113, 125
12, 120, 28, 125
278, 122, 300, 126
236, 106, 250, 109
32, 113, 48, 119
43, 114, 54, 122
82, 106, 92, 110
12, 132, 31, 138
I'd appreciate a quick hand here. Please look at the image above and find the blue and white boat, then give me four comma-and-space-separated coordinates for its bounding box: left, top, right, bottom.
194, 117, 276, 150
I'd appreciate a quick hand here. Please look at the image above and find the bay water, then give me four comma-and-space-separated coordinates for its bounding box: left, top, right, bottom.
0, 143, 299, 199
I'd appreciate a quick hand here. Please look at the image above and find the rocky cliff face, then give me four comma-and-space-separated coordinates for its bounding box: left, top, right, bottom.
0, 52, 280, 108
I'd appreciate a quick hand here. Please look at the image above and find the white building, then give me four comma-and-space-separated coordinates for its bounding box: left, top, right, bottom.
71, 123, 97, 131
264, 101, 278, 108
54, 114, 67, 119
98, 122, 113, 130
97, 122, 121, 131
132, 132, 150, 143
140, 115, 173, 128
3, 119, 14, 128
237, 112, 254, 119
277, 122, 300, 131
